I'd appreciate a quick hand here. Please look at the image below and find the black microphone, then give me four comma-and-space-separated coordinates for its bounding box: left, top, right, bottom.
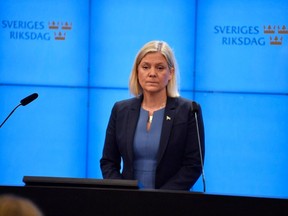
191, 101, 206, 192
20, 93, 38, 106
0, 93, 39, 128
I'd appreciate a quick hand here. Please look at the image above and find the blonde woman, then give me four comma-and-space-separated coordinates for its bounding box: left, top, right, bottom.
100, 41, 205, 190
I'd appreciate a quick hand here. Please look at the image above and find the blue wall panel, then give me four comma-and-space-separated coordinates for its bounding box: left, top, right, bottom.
195, 0, 288, 93
90, 0, 196, 90
0, 86, 88, 185
195, 92, 288, 196
0, 0, 89, 86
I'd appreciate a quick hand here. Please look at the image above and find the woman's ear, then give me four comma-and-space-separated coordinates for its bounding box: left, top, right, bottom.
169, 67, 175, 80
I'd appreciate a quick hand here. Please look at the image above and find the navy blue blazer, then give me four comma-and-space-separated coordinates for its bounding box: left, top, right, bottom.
100, 96, 205, 190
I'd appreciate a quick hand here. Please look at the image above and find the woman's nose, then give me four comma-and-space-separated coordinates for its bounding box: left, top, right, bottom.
148, 68, 157, 77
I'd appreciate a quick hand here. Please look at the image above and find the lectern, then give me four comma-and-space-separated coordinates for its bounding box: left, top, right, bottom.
0, 176, 287, 216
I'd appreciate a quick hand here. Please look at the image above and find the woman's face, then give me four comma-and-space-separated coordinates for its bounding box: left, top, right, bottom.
137, 52, 173, 95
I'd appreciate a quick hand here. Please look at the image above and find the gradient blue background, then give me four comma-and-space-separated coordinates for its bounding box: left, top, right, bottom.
1, 0, 288, 198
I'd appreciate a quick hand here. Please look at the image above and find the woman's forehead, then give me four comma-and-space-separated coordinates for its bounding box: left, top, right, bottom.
140, 52, 167, 64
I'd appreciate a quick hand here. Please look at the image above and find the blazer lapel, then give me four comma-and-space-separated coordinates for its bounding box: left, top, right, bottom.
157, 97, 178, 164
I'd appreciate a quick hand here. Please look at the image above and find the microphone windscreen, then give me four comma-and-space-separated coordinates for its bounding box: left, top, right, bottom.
20, 93, 38, 106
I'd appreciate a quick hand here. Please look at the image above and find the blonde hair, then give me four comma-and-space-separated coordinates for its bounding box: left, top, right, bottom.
129, 40, 180, 97
0, 195, 43, 216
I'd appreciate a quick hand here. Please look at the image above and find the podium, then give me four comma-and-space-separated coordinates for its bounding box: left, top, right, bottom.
0, 177, 288, 216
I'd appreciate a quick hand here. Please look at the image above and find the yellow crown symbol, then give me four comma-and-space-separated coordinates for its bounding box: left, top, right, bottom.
270, 36, 282, 45
264, 25, 276, 34
61, 22, 72, 30
278, 25, 288, 34
54, 32, 66, 40
49, 21, 59, 30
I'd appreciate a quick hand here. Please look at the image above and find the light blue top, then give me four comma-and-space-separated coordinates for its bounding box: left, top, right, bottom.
133, 107, 165, 189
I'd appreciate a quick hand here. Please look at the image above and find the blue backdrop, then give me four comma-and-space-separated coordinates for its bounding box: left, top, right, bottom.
0, 0, 287, 198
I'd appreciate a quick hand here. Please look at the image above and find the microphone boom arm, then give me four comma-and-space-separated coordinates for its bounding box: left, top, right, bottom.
0, 104, 21, 128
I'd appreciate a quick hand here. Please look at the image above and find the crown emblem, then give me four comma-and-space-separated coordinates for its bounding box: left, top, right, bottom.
270, 36, 282, 45
54, 32, 66, 40
264, 24, 286, 46
278, 25, 288, 34
61, 22, 72, 30
264, 25, 276, 34
48, 21, 73, 41
48, 21, 60, 30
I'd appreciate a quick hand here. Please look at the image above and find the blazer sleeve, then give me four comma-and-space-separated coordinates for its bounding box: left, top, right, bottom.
158, 101, 205, 190
100, 104, 123, 179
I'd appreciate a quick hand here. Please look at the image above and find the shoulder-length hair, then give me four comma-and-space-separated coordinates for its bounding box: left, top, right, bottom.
129, 40, 180, 97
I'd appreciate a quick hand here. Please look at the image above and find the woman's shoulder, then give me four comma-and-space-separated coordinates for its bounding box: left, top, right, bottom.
168, 96, 194, 106
168, 96, 202, 112
113, 97, 141, 110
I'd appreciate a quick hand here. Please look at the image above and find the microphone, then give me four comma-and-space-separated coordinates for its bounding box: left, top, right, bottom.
20, 93, 38, 106
0, 93, 38, 128
191, 101, 206, 192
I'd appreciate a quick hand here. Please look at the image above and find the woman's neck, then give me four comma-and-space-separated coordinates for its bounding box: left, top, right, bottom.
142, 92, 167, 112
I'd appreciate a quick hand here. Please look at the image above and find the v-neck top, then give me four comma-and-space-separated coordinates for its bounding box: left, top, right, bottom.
133, 107, 165, 189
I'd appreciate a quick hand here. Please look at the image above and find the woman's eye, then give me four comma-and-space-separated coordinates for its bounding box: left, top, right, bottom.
142, 65, 149, 69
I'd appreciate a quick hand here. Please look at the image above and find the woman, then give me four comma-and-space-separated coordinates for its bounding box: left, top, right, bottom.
100, 40, 205, 190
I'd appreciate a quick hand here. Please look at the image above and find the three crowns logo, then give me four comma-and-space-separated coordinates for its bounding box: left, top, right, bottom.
264, 25, 287, 45
48, 21, 72, 41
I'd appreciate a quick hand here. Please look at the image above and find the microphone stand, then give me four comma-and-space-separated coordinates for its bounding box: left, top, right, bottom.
192, 102, 206, 192
0, 104, 22, 128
